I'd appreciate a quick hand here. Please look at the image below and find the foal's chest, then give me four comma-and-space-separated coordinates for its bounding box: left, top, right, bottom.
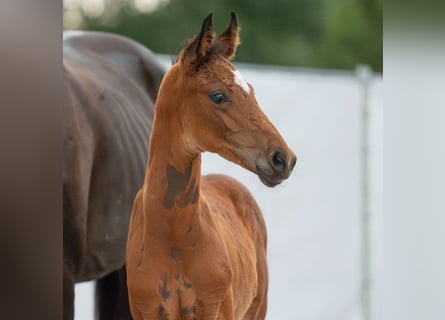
130, 264, 213, 319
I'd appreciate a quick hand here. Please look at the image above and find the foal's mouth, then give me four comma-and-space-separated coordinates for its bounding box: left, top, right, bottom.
256, 165, 284, 187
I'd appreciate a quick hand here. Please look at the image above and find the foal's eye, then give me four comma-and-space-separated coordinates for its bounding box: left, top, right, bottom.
209, 92, 227, 104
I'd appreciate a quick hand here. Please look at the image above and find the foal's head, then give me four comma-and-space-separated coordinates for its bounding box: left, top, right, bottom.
158, 12, 296, 187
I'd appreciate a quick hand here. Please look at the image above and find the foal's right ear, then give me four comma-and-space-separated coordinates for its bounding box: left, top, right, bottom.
180, 13, 215, 65
214, 11, 240, 60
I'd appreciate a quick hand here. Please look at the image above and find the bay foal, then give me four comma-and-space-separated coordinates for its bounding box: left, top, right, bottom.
126, 12, 296, 320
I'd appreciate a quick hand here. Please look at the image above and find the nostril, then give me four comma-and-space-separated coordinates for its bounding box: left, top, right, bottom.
270, 150, 287, 172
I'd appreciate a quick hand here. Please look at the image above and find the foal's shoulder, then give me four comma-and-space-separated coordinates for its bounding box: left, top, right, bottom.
202, 174, 258, 208
202, 174, 266, 237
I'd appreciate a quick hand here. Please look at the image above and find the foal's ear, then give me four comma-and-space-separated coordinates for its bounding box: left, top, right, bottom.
181, 13, 215, 64
214, 11, 240, 60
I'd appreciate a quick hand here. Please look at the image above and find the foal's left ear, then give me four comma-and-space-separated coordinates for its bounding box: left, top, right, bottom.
214, 11, 240, 60
181, 13, 215, 64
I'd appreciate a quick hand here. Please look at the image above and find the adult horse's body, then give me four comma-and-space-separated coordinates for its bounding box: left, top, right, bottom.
126, 13, 296, 320
63, 31, 165, 320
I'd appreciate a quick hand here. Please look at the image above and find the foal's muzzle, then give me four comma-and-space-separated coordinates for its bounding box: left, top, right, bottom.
256, 149, 297, 187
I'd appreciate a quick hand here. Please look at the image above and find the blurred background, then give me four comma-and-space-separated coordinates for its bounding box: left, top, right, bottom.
64, 1, 384, 319
63, 0, 382, 72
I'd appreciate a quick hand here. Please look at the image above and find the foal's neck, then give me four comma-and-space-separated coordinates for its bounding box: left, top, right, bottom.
141, 102, 203, 242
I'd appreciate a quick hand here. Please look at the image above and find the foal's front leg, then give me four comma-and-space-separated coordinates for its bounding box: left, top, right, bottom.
216, 291, 235, 320
198, 292, 233, 320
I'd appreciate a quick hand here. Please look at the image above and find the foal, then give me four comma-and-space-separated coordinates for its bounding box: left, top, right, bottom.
126, 12, 296, 320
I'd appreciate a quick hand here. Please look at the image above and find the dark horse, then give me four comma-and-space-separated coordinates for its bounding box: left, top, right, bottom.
63, 31, 165, 320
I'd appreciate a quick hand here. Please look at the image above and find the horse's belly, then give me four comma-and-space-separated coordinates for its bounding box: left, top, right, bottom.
78, 231, 128, 281
77, 175, 143, 281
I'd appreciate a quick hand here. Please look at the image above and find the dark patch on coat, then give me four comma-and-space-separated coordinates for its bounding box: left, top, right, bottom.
170, 246, 180, 260
158, 305, 168, 320
163, 163, 199, 210
183, 280, 192, 289
159, 275, 171, 301
177, 178, 199, 208
182, 305, 197, 317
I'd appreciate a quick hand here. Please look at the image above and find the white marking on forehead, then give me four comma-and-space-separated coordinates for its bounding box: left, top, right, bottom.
232, 69, 250, 95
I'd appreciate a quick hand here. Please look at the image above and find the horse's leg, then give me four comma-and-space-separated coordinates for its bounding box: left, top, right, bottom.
217, 291, 235, 320
243, 248, 268, 320
95, 265, 132, 320
244, 292, 267, 320
63, 265, 75, 320
63, 216, 82, 320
